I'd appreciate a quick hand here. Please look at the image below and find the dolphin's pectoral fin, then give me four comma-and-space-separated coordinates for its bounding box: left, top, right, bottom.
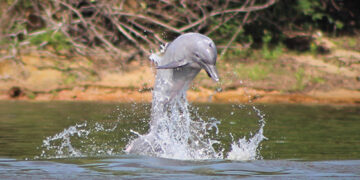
156, 60, 188, 69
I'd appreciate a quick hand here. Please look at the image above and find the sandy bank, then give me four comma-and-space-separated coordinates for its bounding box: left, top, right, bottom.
1, 85, 359, 105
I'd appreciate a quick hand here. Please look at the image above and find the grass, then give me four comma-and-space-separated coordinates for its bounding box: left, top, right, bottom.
63, 74, 77, 85
235, 63, 272, 81
224, 48, 253, 60
348, 38, 356, 48
310, 42, 318, 55
261, 43, 284, 60
260, 31, 284, 60
26, 91, 36, 99
311, 76, 325, 84
293, 67, 306, 90
333, 36, 359, 51
29, 30, 72, 52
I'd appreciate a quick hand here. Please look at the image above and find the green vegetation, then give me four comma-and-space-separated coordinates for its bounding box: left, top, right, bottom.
261, 32, 284, 60
309, 42, 318, 55
224, 48, 253, 60
0, 0, 359, 97
311, 77, 325, 84
26, 91, 36, 99
29, 30, 72, 52
1, 0, 359, 61
348, 39, 357, 48
333, 36, 360, 52
235, 63, 272, 81
63, 74, 77, 85
293, 68, 306, 91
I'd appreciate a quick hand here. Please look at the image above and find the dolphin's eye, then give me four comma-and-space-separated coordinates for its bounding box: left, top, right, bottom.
194, 53, 200, 58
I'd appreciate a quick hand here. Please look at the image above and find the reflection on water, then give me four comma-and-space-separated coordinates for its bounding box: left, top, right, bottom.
1, 157, 359, 178
0, 101, 359, 178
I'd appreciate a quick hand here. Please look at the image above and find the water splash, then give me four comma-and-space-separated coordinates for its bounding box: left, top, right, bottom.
39, 103, 266, 160
38, 120, 125, 159
125, 99, 223, 160
39, 51, 267, 161
227, 106, 267, 161
125, 101, 266, 160
40, 122, 88, 158
125, 48, 267, 160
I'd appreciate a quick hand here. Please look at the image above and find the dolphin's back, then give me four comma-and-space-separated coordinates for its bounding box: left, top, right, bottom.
161, 33, 211, 65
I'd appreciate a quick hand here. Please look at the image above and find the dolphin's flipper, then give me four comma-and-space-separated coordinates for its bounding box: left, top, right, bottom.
156, 60, 188, 69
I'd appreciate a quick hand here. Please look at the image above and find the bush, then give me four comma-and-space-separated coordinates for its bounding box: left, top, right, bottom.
29, 30, 72, 52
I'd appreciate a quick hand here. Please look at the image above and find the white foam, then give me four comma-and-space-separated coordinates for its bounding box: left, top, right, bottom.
125, 50, 267, 160
39, 121, 122, 159
39, 50, 267, 161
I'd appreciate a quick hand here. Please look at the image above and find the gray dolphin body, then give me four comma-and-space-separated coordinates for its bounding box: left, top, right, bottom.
149, 32, 219, 128
153, 32, 219, 105
157, 33, 219, 82
126, 33, 219, 155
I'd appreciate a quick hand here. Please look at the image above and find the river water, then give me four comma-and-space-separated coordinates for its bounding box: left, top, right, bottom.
0, 101, 359, 179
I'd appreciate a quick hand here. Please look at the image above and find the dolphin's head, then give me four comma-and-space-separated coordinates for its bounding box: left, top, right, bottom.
188, 34, 219, 82
156, 33, 219, 82
193, 41, 218, 82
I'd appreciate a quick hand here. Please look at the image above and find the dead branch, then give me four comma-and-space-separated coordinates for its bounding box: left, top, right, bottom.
1, 0, 277, 66
219, 0, 255, 59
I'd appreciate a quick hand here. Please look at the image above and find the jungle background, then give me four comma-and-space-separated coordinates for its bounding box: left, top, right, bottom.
0, 0, 359, 104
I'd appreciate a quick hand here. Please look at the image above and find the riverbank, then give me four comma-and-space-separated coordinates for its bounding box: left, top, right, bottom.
1, 36, 359, 105
1, 85, 359, 105
1, 63, 359, 105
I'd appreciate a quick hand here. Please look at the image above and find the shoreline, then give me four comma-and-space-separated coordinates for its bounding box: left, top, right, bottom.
1, 38, 359, 106
1, 86, 359, 105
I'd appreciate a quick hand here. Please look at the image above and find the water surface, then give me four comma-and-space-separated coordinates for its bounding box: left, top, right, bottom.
0, 101, 359, 178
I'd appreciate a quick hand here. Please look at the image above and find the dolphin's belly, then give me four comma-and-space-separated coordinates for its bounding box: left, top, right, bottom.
154, 66, 200, 102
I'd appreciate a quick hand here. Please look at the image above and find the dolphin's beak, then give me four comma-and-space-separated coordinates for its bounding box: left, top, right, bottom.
203, 64, 219, 82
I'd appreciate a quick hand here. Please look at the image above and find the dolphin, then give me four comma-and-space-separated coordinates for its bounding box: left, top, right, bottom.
152, 32, 219, 104
157, 33, 219, 81
125, 33, 219, 155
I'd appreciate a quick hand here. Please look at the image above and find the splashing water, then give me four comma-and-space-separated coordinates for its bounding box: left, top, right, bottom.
39, 50, 267, 161
125, 99, 266, 160
125, 49, 267, 160
40, 122, 88, 158
39, 103, 266, 160
38, 121, 122, 159
125, 99, 223, 160
227, 106, 267, 161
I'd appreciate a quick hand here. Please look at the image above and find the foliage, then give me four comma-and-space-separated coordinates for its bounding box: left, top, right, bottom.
297, 0, 344, 30
261, 31, 284, 60
311, 77, 325, 84
0, 0, 359, 65
235, 63, 272, 81
243, 0, 360, 49
223, 47, 253, 60
26, 91, 36, 99
0, 0, 277, 65
63, 74, 77, 85
293, 67, 306, 90
310, 42, 318, 55
29, 30, 72, 52
347, 38, 357, 48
